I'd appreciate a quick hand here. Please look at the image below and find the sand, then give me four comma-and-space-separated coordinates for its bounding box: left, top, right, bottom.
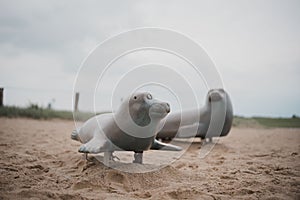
0, 117, 299, 199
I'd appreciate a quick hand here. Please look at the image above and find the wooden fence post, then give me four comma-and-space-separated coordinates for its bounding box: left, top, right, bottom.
74, 92, 79, 111
0, 88, 3, 107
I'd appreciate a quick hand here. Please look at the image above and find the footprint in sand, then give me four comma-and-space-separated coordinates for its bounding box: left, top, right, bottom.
175, 162, 186, 169
105, 171, 130, 193
72, 180, 99, 190
167, 188, 215, 200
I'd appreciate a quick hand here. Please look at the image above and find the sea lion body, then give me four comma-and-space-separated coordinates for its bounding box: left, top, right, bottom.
156, 89, 233, 140
71, 92, 182, 164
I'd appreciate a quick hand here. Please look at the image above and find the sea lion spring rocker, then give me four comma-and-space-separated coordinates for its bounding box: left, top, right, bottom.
71, 92, 182, 165
156, 89, 233, 144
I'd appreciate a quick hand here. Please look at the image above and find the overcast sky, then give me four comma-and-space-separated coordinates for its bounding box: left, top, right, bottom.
0, 0, 299, 117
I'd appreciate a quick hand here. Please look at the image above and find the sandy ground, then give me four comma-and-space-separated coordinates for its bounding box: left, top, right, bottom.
0, 117, 299, 200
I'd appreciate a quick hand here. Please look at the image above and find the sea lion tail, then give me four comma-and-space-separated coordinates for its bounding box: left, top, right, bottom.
71, 129, 80, 141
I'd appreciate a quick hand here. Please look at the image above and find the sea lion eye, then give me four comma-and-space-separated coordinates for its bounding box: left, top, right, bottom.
133, 96, 137, 100
147, 94, 152, 100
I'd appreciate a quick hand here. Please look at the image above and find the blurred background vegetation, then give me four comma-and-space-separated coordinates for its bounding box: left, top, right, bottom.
0, 104, 94, 121
0, 104, 299, 128
233, 116, 300, 128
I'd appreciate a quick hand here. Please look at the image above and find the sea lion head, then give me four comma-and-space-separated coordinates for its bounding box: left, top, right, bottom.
128, 92, 170, 127
206, 88, 226, 104
205, 88, 233, 136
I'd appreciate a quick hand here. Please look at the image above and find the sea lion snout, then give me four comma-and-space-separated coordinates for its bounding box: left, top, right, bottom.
159, 102, 170, 113
149, 101, 170, 118
166, 103, 170, 113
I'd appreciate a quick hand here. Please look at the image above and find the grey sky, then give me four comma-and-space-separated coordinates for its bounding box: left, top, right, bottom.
0, 0, 299, 117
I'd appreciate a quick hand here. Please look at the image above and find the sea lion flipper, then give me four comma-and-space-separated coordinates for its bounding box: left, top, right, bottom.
71, 129, 81, 141
78, 136, 106, 154
150, 139, 182, 151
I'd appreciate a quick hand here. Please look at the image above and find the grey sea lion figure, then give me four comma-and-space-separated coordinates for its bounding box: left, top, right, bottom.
156, 89, 233, 143
71, 92, 182, 165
